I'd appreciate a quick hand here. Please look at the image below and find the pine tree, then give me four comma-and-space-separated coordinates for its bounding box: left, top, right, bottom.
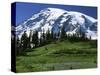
35, 30, 39, 47
57, 31, 60, 40
32, 30, 39, 47
81, 32, 86, 40
51, 29, 54, 41
28, 30, 32, 48
42, 29, 46, 45
60, 25, 66, 40
21, 31, 28, 50
53, 33, 57, 40
39, 37, 42, 46
46, 29, 51, 43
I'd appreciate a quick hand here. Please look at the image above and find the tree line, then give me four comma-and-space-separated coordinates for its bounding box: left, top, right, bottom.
12, 26, 91, 55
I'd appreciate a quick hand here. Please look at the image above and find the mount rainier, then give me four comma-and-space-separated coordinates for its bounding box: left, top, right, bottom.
14, 8, 97, 40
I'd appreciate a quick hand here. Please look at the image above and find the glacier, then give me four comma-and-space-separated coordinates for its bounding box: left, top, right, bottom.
13, 8, 97, 40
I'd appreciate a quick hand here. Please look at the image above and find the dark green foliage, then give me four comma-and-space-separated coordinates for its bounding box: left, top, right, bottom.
16, 27, 96, 56
21, 31, 28, 49
39, 37, 42, 46
41, 29, 46, 46
27, 30, 32, 48
60, 25, 66, 40
15, 36, 25, 55
46, 29, 51, 43
51, 29, 54, 40
16, 31, 29, 55
53, 33, 57, 40
32, 30, 39, 47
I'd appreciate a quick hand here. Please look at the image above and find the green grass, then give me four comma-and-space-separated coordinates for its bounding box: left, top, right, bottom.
16, 40, 97, 72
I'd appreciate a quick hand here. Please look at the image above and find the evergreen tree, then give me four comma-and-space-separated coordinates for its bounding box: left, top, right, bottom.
53, 33, 57, 40
39, 37, 42, 46
35, 30, 39, 47
42, 29, 46, 45
81, 32, 86, 40
21, 31, 28, 50
46, 29, 51, 43
60, 25, 66, 40
51, 29, 54, 41
57, 31, 60, 40
28, 30, 32, 48
32, 30, 39, 47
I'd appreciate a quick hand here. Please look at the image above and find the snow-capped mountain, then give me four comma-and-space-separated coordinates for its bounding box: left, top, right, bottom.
14, 8, 97, 40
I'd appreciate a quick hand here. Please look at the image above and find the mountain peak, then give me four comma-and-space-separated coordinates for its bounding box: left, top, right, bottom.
41, 7, 66, 12
15, 8, 97, 40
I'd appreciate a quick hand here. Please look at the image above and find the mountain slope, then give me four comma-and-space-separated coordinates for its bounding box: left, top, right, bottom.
15, 8, 97, 40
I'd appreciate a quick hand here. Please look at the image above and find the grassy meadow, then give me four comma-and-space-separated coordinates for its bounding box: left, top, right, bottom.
16, 40, 97, 72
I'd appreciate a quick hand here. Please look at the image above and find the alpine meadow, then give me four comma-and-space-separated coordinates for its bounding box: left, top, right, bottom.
11, 2, 97, 73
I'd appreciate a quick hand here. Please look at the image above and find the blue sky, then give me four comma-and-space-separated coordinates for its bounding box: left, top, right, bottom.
14, 2, 97, 25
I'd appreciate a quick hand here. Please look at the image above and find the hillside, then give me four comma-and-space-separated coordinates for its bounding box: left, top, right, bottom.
16, 40, 97, 72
